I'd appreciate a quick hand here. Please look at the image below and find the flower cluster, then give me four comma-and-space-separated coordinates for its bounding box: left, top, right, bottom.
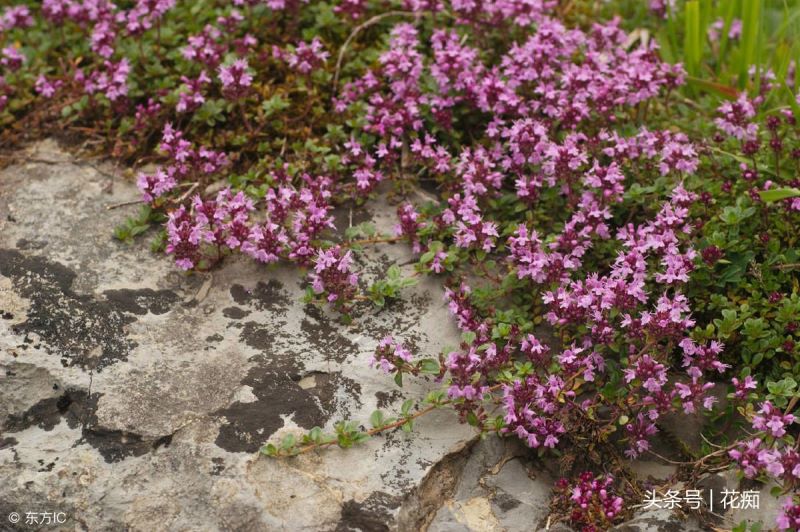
333, 10, 726, 468
165, 189, 254, 269
553, 472, 626, 531
77, 58, 130, 102
137, 124, 228, 202
728, 396, 798, 488
715, 92, 759, 142
309, 246, 359, 308
369, 336, 413, 374
283, 37, 329, 75
777, 498, 800, 531
218, 58, 252, 100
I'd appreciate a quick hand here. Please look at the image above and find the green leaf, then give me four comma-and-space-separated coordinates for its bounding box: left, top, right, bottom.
370, 410, 385, 429
759, 188, 800, 203
420, 250, 436, 264
394, 372, 403, 387
401, 399, 414, 416
309, 426, 323, 443
261, 443, 278, 456
461, 331, 477, 345
419, 359, 440, 374
280, 434, 296, 450
262, 94, 291, 117
387, 264, 401, 279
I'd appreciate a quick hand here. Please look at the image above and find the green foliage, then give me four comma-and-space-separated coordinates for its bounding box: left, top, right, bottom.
367, 264, 417, 307
113, 205, 160, 242
659, 0, 800, 102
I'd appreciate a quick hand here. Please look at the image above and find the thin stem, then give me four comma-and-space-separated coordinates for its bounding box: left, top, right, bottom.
282, 384, 505, 456
343, 235, 405, 247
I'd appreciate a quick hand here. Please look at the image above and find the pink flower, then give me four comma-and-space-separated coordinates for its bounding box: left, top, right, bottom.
715, 93, 759, 141
218, 58, 252, 99
732, 375, 757, 399
35, 76, 63, 98
0, 6, 34, 31
0, 46, 24, 71
752, 401, 796, 438
285, 37, 329, 74
308, 246, 359, 308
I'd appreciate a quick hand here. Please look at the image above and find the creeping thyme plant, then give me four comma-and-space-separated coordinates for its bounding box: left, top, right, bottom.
1, 0, 799, 528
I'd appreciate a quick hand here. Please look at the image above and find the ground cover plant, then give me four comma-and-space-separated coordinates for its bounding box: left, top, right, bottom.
0, 0, 798, 529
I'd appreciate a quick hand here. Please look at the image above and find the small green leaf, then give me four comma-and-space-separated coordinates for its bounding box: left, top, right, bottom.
280, 434, 296, 450
370, 410, 385, 429
759, 188, 800, 203
419, 359, 440, 374
309, 426, 323, 443
261, 443, 278, 456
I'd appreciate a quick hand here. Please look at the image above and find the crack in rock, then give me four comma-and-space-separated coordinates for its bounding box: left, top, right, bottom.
395, 437, 481, 531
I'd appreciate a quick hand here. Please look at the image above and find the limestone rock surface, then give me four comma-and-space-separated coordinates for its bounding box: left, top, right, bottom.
0, 141, 477, 531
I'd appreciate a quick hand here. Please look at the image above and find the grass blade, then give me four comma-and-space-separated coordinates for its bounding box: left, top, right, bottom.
685, 1, 701, 76
739, 0, 761, 89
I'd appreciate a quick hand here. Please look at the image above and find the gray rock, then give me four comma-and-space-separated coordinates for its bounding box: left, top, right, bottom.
613, 506, 705, 532
698, 470, 782, 530
0, 141, 476, 531
426, 437, 555, 532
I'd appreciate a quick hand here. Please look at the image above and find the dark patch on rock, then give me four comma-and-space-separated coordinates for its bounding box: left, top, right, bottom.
102, 288, 179, 315
210, 457, 225, 475
214, 358, 362, 453
306, 372, 363, 421
152, 434, 172, 450
375, 390, 403, 409
300, 308, 359, 364
1, 311, 13, 319
230, 280, 291, 315
494, 492, 522, 512
80, 427, 152, 463
78, 398, 179, 463
206, 333, 224, 343
336, 491, 401, 532
37, 459, 57, 472
214, 371, 322, 452
237, 320, 284, 353
1, 385, 174, 464
222, 306, 250, 320
0, 249, 144, 370
0, 437, 17, 449
15, 238, 48, 250
3, 390, 87, 433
